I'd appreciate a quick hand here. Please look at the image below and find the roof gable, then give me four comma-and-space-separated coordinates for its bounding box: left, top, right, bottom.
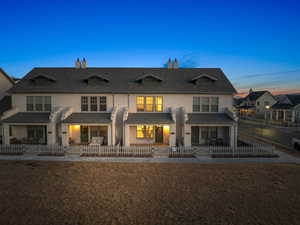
191, 74, 218, 83
135, 74, 163, 83
84, 74, 110, 85
246, 91, 269, 101
0, 68, 15, 85
30, 74, 56, 82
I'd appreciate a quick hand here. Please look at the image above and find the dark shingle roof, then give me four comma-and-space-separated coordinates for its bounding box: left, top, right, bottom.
246, 91, 268, 101
271, 102, 293, 110
9, 68, 236, 94
0, 96, 12, 115
62, 113, 111, 124
1, 112, 50, 123
125, 113, 174, 124
186, 113, 236, 124
286, 94, 300, 106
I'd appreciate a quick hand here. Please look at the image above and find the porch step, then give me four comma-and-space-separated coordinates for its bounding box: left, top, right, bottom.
153, 148, 169, 158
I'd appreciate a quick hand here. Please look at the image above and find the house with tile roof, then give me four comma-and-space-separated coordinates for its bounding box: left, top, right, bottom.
0, 59, 238, 147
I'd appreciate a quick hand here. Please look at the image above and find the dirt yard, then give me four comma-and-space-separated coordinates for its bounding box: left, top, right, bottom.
0, 161, 299, 225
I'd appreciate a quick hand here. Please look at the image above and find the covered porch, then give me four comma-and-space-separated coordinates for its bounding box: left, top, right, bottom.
1, 112, 55, 145
61, 112, 113, 146
184, 113, 238, 147
124, 113, 176, 147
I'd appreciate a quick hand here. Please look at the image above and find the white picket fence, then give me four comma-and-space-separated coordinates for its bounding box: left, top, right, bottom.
208, 144, 275, 157
79, 145, 153, 157
168, 146, 195, 157
0, 144, 66, 155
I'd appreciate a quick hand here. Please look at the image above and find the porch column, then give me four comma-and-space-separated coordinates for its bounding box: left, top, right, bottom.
270, 110, 273, 120
107, 125, 112, 146
276, 111, 279, 120
283, 110, 286, 121
111, 122, 116, 146
47, 123, 56, 145
61, 124, 69, 146
184, 124, 191, 147
3, 124, 10, 145
124, 124, 130, 146
169, 124, 176, 147
230, 125, 235, 148
292, 111, 296, 123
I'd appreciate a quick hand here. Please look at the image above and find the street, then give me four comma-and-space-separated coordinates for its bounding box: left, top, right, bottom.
239, 120, 300, 149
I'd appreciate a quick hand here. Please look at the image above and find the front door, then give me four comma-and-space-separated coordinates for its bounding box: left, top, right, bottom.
191, 126, 200, 146
80, 126, 89, 144
155, 126, 164, 144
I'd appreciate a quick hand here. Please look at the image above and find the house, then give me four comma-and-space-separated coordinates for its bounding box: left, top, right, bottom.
240, 89, 276, 117
0, 68, 15, 100
0, 59, 238, 147
266, 94, 300, 124
0, 68, 15, 143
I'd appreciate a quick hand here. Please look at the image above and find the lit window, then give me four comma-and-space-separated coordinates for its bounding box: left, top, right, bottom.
137, 96, 145, 112
156, 96, 163, 112
146, 97, 154, 112
136, 125, 154, 138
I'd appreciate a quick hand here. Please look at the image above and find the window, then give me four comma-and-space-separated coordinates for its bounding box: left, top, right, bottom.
26, 96, 51, 112
137, 96, 145, 112
193, 96, 219, 113
201, 97, 210, 112
44, 96, 52, 111
136, 125, 154, 138
193, 97, 201, 112
35, 96, 43, 111
99, 96, 107, 111
81, 96, 107, 112
81, 96, 88, 111
156, 96, 163, 112
26, 96, 34, 111
211, 97, 219, 112
257, 101, 260, 106
90, 96, 98, 111
201, 127, 218, 140
136, 96, 163, 112
146, 97, 154, 112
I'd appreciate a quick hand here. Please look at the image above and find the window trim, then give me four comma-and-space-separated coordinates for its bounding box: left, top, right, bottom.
192, 96, 219, 113
136, 96, 163, 112
81, 96, 107, 112
26, 96, 52, 112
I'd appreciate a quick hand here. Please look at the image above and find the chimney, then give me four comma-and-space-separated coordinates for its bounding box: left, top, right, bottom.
249, 88, 253, 93
167, 58, 172, 69
75, 58, 81, 68
81, 58, 87, 69
173, 58, 179, 69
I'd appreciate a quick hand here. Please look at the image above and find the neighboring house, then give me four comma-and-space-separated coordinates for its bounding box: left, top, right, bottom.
267, 94, 300, 124
241, 89, 277, 116
0, 59, 238, 147
0, 68, 15, 100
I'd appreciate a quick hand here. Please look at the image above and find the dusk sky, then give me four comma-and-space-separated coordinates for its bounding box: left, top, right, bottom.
1, 0, 300, 95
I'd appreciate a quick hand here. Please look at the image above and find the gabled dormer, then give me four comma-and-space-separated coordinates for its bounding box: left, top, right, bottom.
135, 73, 163, 84
84, 74, 110, 86
191, 74, 218, 85
30, 74, 56, 85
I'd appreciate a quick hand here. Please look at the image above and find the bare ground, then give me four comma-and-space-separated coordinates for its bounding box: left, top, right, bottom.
0, 161, 300, 225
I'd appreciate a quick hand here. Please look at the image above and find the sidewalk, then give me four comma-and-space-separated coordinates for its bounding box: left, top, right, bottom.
0, 150, 299, 164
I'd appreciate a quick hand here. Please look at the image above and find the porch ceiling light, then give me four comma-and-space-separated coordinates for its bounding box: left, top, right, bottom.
265, 105, 270, 109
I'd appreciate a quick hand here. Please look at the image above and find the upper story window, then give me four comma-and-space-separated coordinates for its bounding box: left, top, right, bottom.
81, 96, 107, 112
192, 96, 219, 113
26, 96, 52, 112
136, 96, 163, 112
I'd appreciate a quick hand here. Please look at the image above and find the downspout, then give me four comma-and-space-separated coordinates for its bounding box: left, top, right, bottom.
112, 94, 114, 145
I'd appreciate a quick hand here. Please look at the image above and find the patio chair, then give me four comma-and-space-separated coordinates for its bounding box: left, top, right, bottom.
89, 137, 104, 146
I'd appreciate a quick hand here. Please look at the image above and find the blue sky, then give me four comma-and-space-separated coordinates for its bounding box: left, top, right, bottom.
1, 0, 300, 94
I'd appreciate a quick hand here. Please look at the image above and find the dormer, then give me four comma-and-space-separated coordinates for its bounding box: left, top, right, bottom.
135, 73, 163, 84
191, 74, 218, 85
84, 74, 110, 85
30, 74, 56, 85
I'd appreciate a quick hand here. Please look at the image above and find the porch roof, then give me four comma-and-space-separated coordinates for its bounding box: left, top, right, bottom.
186, 113, 236, 124
62, 113, 111, 124
125, 113, 174, 124
1, 112, 51, 123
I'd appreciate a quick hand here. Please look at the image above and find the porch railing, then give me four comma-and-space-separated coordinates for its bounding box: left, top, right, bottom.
79, 145, 153, 157
0, 144, 66, 155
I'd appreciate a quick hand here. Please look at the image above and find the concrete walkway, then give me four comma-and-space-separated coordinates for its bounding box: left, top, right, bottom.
0, 149, 299, 164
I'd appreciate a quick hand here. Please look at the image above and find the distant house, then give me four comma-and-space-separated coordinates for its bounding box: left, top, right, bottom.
0, 68, 15, 100
266, 94, 300, 124
235, 89, 276, 118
